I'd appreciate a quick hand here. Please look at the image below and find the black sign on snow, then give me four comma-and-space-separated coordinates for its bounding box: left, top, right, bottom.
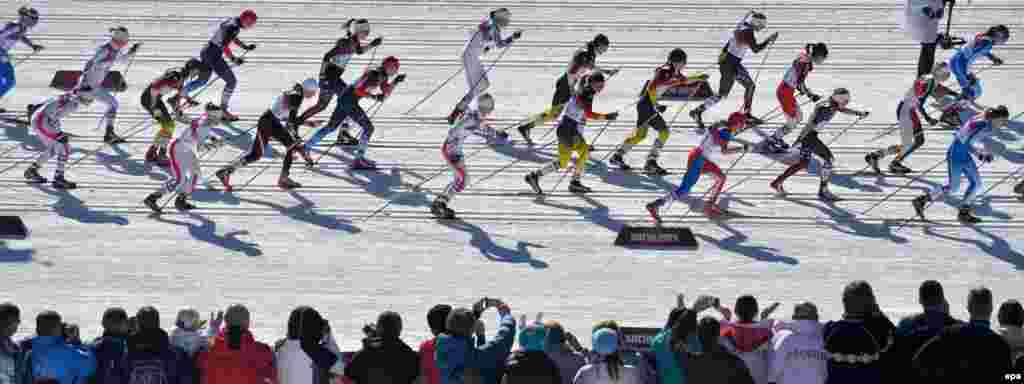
614, 226, 698, 248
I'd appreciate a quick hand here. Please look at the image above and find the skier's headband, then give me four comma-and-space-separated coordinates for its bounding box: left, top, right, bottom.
350, 19, 370, 35
491, 8, 511, 20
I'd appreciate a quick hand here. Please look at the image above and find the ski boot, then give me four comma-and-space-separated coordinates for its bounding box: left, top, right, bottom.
864, 153, 882, 174
143, 192, 163, 213
912, 194, 930, 220
216, 167, 235, 192
174, 194, 196, 211
221, 108, 241, 122
337, 129, 359, 146
568, 179, 592, 194
524, 171, 543, 194
351, 157, 377, 170
888, 160, 912, 175
52, 173, 76, 189
744, 112, 765, 127
517, 122, 535, 145
957, 205, 981, 224
103, 126, 126, 144
689, 106, 706, 130
24, 165, 46, 184
646, 199, 664, 224
447, 105, 465, 125
608, 153, 631, 171
764, 136, 790, 154
278, 175, 302, 190
644, 159, 668, 176
431, 199, 456, 220
769, 180, 787, 197
818, 187, 841, 202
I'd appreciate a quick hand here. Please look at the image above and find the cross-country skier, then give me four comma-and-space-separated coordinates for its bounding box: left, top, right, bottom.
645, 112, 752, 221
215, 79, 319, 191
0, 6, 43, 113
78, 26, 140, 144
608, 48, 714, 175
768, 88, 869, 201
689, 11, 778, 129
524, 72, 618, 195
303, 56, 405, 170
432, 93, 496, 219
912, 105, 1009, 223
902, 0, 958, 77
939, 24, 1009, 126
142, 60, 207, 167
446, 8, 522, 125
511, 34, 617, 143
23, 87, 97, 189
182, 9, 258, 121
297, 18, 383, 145
763, 42, 828, 154
865, 63, 956, 174
143, 103, 227, 213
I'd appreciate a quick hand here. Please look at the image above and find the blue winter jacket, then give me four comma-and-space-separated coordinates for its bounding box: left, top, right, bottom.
0, 337, 26, 384
435, 313, 516, 384
23, 336, 96, 384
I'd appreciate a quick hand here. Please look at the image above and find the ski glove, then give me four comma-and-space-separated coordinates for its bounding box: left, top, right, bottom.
369, 37, 383, 47
922, 6, 944, 19
856, 111, 870, 118
606, 112, 619, 121
243, 43, 257, 51
656, 105, 668, 113
55, 132, 70, 144
393, 74, 407, 84
992, 56, 1005, 66
30, 44, 44, 52
808, 93, 822, 102
128, 43, 142, 54
232, 57, 245, 66
512, 30, 523, 40
978, 153, 994, 163
372, 94, 386, 102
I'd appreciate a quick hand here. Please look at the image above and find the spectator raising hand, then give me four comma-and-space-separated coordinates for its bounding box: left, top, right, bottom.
344, 310, 419, 384
501, 312, 559, 384
435, 298, 516, 384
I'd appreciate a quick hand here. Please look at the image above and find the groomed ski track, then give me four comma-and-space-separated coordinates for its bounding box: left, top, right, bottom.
1, 1, 1022, 347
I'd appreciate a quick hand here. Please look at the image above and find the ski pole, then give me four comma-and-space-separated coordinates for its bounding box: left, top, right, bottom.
859, 157, 947, 216
403, 67, 463, 115
972, 163, 1024, 202
676, 145, 751, 217
892, 160, 984, 232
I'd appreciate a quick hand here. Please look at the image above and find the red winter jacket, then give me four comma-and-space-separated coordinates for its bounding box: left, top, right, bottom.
197, 329, 276, 384
419, 338, 440, 384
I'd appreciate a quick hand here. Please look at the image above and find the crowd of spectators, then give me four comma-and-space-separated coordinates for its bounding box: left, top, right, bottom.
0, 279, 1021, 384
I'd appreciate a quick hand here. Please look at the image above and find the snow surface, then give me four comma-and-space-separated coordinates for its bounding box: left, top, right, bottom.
0, 0, 1022, 349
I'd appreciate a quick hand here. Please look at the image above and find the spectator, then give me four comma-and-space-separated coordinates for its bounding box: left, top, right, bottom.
769, 302, 827, 384
912, 287, 1014, 383
172, 308, 215, 358
687, 317, 754, 384
24, 310, 96, 384
420, 305, 453, 384
0, 303, 25, 384
997, 300, 1024, 362
61, 324, 82, 348
584, 320, 654, 383
501, 316, 558, 384
888, 280, 959, 377
344, 310, 419, 384
822, 281, 888, 384
121, 306, 191, 384
275, 306, 342, 384
541, 320, 585, 384
435, 300, 516, 384
719, 295, 778, 384
651, 295, 714, 384
196, 304, 275, 384
573, 328, 644, 384
90, 307, 131, 384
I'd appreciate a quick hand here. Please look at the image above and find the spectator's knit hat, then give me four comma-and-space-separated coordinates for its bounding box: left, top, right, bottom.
518, 323, 547, 351
793, 302, 819, 320
428, 304, 452, 335
225, 304, 250, 328
592, 328, 618, 355
445, 308, 476, 338
136, 306, 160, 331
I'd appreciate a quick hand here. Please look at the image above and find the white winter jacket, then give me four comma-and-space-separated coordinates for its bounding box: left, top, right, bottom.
901, 0, 944, 43
770, 320, 828, 384
170, 328, 211, 357
572, 362, 644, 384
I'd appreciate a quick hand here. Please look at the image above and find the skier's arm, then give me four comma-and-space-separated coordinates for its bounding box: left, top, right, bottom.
286, 94, 303, 129
916, 80, 937, 119
18, 35, 36, 49
839, 106, 869, 117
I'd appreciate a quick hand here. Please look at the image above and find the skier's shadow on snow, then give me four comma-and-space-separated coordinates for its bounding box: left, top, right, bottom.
150, 212, 262, 257
232, 191, 361, 233
693, 221, 799, 265
921, 225, 1024, 270
489, 141, 558, 164
313, 165, 432, 209
30, 185, 131, 226
588, 160, 676, 192
782, 196, 908, 244
437, 219, 549, 269
95, 144, 148, 177
211, 124, 258, 153
532, 194, 625, 233
1, 122, 46, 152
